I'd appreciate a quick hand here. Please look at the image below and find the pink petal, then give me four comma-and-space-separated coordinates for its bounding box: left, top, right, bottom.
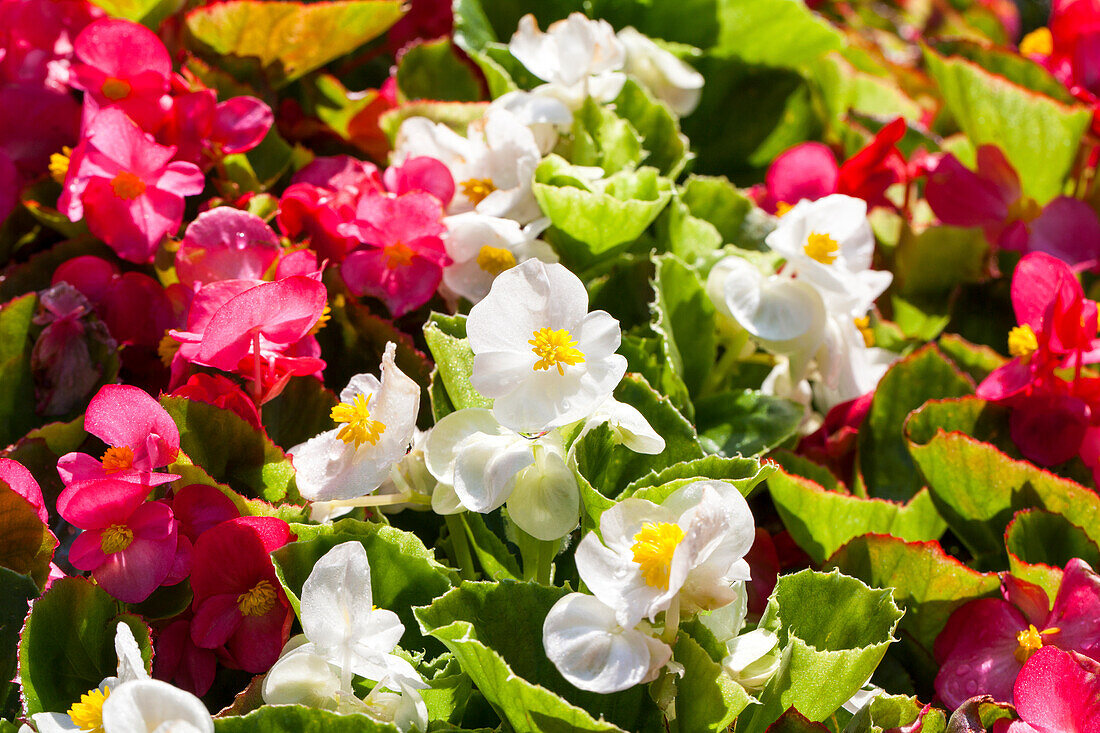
0, 457, 47, 523
384, 155, 455, 206
171, 483, 240, 542
1010, 252, 1084, 331
191, 593, 242, 648
73, 19, 171, 86
341, 244, 445, 316
1009, 393, 1091, 466
1028, 197, 1100, 270
177, 208, 280, 289
69, 528, 108, 571
227, 601, 290, 673
1047, 559, 1100, 660
52, 256, 121, 306
56, 478, 151, 528
934, 597, 1027, 708
1013, 647, 1100, 733
763, 142, 838, 213
925, 147, 1016, 229
212, 96, 274, 155
189, 517, 291, 600
129, 500, 175, 541
93, 529, 178, 603
85, 384, 180, 465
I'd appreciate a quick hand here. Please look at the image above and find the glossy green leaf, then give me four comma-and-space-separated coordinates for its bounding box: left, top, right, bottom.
213, 706, 395, 732
694, 390, 803, 458
564, 98, 645, 175
423, 313, 491, 411
675, 632, 753, 732
893, 225, 989, 297
0, 295, 41, 449
650, 252, 716, 397
613, 79, 692, 177
0, 568, 36, 719
622, 454, 774, 501
397, 38, 483, 102
0, 484, 56, 587
711, 0, 844, 67
1004, 509, 1100, 600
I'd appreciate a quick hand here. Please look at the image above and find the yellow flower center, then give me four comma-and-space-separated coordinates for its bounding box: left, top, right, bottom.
100, 524, 134, 555
157, 332, 180, 368
803, 231, 839, 264
110, 170, 146, 201
101, 77, 131, 101
68, 686, 110, 732
49, 146, 73, 184
331, 393, 387, 447
1007, 195, 1043, 225
101, 445, 134, 474
309, 304, 331, 336
476, 245, 517, 275
237, 580, 277, 617
631, 522, 685, 590
529, 327, 585, 375
1014, 624, 1059, 663
461, 177, 496, 206
385, 241, 416, 269
854, 316, 875, 347
775, 201, 793, 217
1020, 27, 1053, 57
1008, 324, 1038, 358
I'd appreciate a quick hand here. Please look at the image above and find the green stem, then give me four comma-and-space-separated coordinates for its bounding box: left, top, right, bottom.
536, 540, 554, 585
661, 596, 681, 645
444, 513, 477, 581
698, 334, 747, 398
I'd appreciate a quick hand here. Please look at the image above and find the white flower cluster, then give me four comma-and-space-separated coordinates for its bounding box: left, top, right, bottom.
707, 194, 897, 415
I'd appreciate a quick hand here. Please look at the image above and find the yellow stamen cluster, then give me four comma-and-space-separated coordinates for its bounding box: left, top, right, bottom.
1014, 624, 1059, 663
854, 316, 875, 347
1007, 195, 1042, 225
803, 231, 839, 264
1019, 27, 1053, 57
49, 146, 73, 184
309, 304, 332, 336
110, 170, 146, 201
385, 242, 415, 268
476, 245, 517, 275
68, 686, 110, 732
101, 445, 134, 474
331, 393, 387, 447
101, 77, 132, 101
100, 524, 134, 555
775, 201, 793, 217
631, 522, 685, 590
157, 332, 181, 368
1008, 324, 1038, 358
237, 580, 277, 617
529, 327, 585, 375
461, 178, 496, 206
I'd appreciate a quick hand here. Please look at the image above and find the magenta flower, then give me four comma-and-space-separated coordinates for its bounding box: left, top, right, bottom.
0, 0, 102, 90
170, 374, 261, 429
176, 207, 282, 290
990, 647, 1100, 733
934, 559, 1100, 708
189, 516, 293, 673
158, 90, 273, 166
338, 190, 451, 317
60, 108, 205, 263
383, 155, 455, 206
0, 457, 47, 523
69, 18, 171, 130
170, 482, 240, 545
57, 383, 181, 488
924, 144, 1100, 269
154, 615, 217, 697
58, 478, 182, 603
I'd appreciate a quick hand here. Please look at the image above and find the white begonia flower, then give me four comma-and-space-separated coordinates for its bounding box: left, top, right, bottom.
706, 255, 827, 382
763, 194, 892, 316
292, 342, 420, 503
33, 623, 149, 733
580, 397, 666, 455
722, 628, 781, 692
543, 593, 672, 693
574, 480, 755, 627
490, 90, 573, 154
424, 408, 580, 540
263, 637, 343, 711
812, 314, 896, 410
98, 679, 213, 733
442, 213, 558, 304
616, 27, 704, 116
394, 108, 543, 224
466, 259, 628, 434
508, 13, 626, 109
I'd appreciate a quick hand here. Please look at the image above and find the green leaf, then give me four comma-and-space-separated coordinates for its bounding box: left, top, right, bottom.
423, 313, 491, 411
18, 578, 151, 716
711, 0, 844, 67
0, 295, 41, 448
213, 706, 396, 732
649, 252, 716, 396
416, 581, 660, 732
462, 513, 521, 581
680, 175, 754, 246
739, 570, 902, 732
826, 536, 999, 655
768, 467, 946, 565
260, 377, 338, 451
936, 334, 1006, 384
185, 0, 405, 89
923, 44, 1093, 203
612, 80, 692, 177
0, 568, 37, 719
379, 101, 489, 145
842, 693, 945, 733
930, 39, 1078, 105
271, 518, 456, 652
534, 159, 673, 268
564, 98, 645, 175
1004, 509, 1100, 600
857, 345, 974, 501
893, 225, 989, 297
397, 38, 484, 102
907, 430, 1100, 561
675, 632, 754, 732
623, 455, 775, 501
619, 334, 693, 418
161, 396, 299, 504
765, 709, 831, 731
0, 484, 56, 587
89, 0, 175, 27
809, 53, 922, 135
655, 195, 725, 264
694, 390, 803, 458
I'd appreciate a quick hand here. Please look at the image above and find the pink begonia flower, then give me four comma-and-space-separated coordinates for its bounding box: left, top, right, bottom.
338, 191, 451, 317
69, 18, 171, 130
0, 150, 16, 225
154, 615, 217, 697
57, 383, 181, 488
58, 478, 182, 603
924, 144, 1100, 269
990, 647, 1100, 733
158, 89, 273, 166
0, 0, 102, 90
797, 390, 874, 485
0, 457, 47, 523
176, 207, 282, 290
170, 374, 262, 429
934, 559, 1100, 708
190, 516, 293, 674
383, 155, 455, 206
170, 482, 240, 544
60, 108, 205, 263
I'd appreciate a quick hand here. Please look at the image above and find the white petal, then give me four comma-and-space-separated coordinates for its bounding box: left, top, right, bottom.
423, 408, 503, 483
100, 679, 213, 733
113, 622, 149, 683
301, 542, 376, 652
452, 432, 533, 512
588, 398, 666, 455
506, 447, 580, 540
543, 593, 665, 693
262, 649, 341, 709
